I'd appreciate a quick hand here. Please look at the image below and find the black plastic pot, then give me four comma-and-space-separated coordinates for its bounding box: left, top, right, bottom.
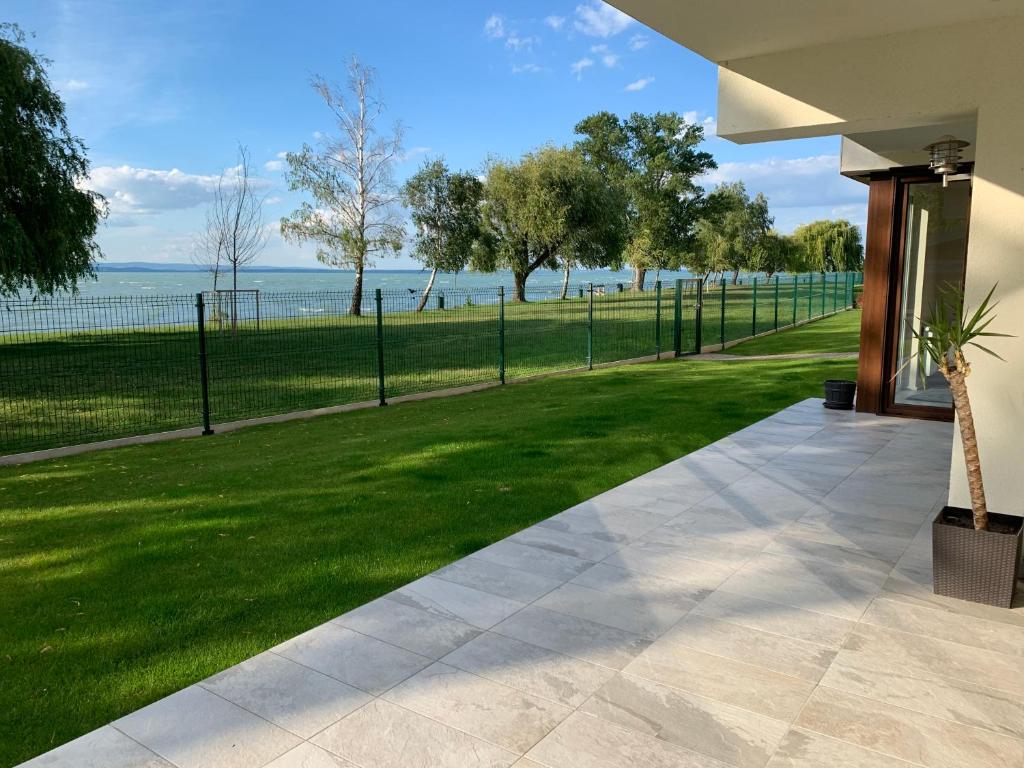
933, 506, 1023, 608
823, 379, 856, 410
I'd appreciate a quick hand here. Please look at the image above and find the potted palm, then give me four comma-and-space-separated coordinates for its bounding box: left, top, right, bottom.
910, 284, 1021, 607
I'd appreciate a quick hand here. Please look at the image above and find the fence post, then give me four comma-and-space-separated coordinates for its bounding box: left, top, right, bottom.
773, 275, 780, 331
694, 279, 704, 353
255, 290, 261, 331
720, 280, 727, 350
587, 283, 594, 370
833, 272, 839, 312
808, 274, 813, 320
498, 286, 506, 385
195, 293, 214, 436
374, 288, 386, 406
792, 275, 798, 327
751, 277, 758, 338
673, 278, 683, 357
654, 280, 662, 359
821, 273, 827, 316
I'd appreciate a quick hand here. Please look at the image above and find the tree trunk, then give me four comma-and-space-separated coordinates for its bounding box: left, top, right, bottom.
947, 370, 989, 530
632, 267, 646, 292
513, 271, 528, 302
732, 270, 739, 285
653, 267, 661, 286
417, 268, 437, 312
559, 262, 571, 300
231, 266, 238, 336
351, 262, 364, 316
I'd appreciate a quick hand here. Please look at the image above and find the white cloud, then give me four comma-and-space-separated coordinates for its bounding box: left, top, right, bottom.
484, 14, 505, 39
590, 44, 619, 67
699, 155, 868, 212
86, 164, 270, 219
263, 159, 284, 172
683, 110, 718, 139
571, 57, 595, 80
505, 32, 538, 51
512, 63, 544, 75
625, 76, 655, 91
544, 15, 566, 30
62, 78, 90, 92
312, 130, 325, 140
401, 146, 432, 162
629, 34, 649, 51
574, 1, 633, 38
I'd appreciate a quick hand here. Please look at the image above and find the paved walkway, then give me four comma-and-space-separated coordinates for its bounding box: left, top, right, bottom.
690, 352, 859, 362
24, 400, 1024, 768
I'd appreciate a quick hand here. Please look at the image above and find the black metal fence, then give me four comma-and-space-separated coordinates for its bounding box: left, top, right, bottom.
0, 272, 861, 454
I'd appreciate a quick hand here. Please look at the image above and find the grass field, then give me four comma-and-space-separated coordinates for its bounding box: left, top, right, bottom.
0, 325, 857, 766
0, 274, 856, 455
727, 309, 862, 356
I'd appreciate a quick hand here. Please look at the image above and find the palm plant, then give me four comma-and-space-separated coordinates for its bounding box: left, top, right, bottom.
907, 284, 1010, 530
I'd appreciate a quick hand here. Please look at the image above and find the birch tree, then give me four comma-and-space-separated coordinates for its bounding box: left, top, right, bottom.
195, 145, 267, 330
281, 58, 403, 316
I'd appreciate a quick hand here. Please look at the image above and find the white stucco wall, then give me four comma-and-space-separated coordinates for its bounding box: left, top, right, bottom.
713, 17, 1024, 514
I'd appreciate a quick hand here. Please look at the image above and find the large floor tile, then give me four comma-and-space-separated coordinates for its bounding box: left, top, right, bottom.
526, 711, 728, 768
534, 582, 689, 639
663, 614, 836, 683
19, 727, 172, 768
540, 507, 669, 544
637, 527, 764, 570
473, 540, 593, 582
796, 686, 1024, 768
602, 543, 736, 596
433, 556, 563, 603
493, 605, 650, 670
395, 575, 525, 629
624, 634, 814, 721
692, 591, 855, 649
383, 662, 570, 753
581, 673, 789, 768
507, 525, 622, 561
201, 652, 371, 738
114, 686, 300, 768
860, 594, 1024, 656
821, 633, 1024, 739
762, 535, 894, 578
313, 699, 517, 768
273, 622, 431, 694
334, 596, 480, 659
571, 562, 701, 610
441, 631, 615, 707
264, 743, 357, 767
765, 729, 916, 768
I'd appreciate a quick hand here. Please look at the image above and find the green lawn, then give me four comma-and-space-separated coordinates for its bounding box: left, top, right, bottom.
0, 346, 857, 767
1, 275, 856, 454
726, 308, 862, 356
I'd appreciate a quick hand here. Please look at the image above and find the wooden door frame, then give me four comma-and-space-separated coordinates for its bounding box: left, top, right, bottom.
856, 165, 972, 421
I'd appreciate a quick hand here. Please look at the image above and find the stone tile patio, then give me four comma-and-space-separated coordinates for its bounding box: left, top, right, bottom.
22, 399, 1024, 768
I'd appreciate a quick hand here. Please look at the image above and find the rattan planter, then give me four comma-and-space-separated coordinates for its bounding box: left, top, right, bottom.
932, 506, 1023, 608
823, 379, 856, 410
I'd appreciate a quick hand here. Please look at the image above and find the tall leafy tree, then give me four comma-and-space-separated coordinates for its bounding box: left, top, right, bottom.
477, 145, 625, 302
1, 24, 104, 296
791, 219, 863, 272
692, 182, 772, 284
401, 159, 483, 311
749, 230, 800, 280
281, 58, 403, 316
574, 111, 716, 291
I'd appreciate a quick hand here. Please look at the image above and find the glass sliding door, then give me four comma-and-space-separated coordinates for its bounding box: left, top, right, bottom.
889, 179, 970, 412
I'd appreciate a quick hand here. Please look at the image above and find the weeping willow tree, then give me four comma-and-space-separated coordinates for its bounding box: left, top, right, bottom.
791, 219, 863, 272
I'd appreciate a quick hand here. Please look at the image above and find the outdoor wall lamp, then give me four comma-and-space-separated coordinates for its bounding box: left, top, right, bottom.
924, 135, 970, 187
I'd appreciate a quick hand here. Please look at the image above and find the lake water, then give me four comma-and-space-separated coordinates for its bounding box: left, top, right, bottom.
68, 267, 699, 298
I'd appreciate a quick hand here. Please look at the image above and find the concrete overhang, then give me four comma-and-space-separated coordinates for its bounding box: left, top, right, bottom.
607, 0, 1024, 64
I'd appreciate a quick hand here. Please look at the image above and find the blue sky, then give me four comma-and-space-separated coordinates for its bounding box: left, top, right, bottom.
10, 0, 868, 268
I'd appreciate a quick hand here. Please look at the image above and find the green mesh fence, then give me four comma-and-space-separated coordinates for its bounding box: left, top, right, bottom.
0, 272, 859, 454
